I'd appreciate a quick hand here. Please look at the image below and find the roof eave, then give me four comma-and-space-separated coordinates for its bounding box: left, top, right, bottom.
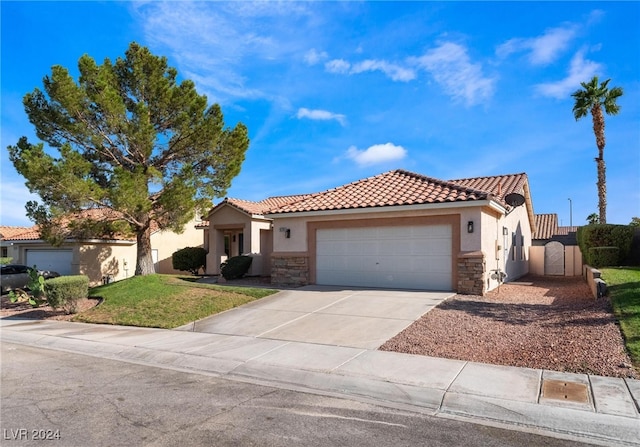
266, 199, 496, 218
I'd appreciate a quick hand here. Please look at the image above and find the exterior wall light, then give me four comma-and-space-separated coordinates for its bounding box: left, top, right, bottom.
467, 221, 474, 233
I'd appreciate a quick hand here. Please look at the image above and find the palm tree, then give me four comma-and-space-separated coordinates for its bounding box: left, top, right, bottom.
572, 76, 623, 224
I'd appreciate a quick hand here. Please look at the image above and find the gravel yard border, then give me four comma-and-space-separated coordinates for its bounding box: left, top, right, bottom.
380, 275, 638, 379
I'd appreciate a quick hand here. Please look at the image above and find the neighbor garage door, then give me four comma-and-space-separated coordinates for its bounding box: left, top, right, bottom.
316, 225, 452, 290
26, 249, 73, 275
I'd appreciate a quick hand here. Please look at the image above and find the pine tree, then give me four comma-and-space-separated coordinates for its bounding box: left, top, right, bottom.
8, 42, 249, 275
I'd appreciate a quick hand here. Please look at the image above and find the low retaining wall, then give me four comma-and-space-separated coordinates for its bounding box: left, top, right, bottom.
583, 264, 606, 298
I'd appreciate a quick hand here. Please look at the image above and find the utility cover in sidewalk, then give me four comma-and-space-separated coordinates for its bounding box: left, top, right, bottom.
541, 379, 589, 403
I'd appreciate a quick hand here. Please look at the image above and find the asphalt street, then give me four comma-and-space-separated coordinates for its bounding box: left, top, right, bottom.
0, 342, 596, 447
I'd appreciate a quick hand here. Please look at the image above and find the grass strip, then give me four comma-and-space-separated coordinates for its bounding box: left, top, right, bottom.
73, 274, 276, 329
601, 267, 640, 367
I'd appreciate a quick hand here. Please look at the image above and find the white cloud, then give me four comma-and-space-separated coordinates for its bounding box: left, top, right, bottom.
296, 108, 346, 126
535, 50, 602, 99
411, 42, 495, 106
132, 2, 313, 104
325, 59, 351, 74
325, 58, 415, 82
350, 59, 416, 82
496, 25, 578, 65
304, 48, 328, 65
345, 143, 407, 166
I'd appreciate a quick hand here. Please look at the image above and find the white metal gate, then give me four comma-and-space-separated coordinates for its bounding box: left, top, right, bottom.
544, 241, 564, 276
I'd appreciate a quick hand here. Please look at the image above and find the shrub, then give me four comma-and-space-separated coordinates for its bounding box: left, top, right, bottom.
172, 246, 207, 275
577, 224, 634, 266
220, 255, 253, 280
45, 275, 89, 314
0, 257, 13, 265
588, 247, 620, 268
9, 267, 47, 307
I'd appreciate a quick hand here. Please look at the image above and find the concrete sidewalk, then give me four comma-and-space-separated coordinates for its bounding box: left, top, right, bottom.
1, 318, 638, 446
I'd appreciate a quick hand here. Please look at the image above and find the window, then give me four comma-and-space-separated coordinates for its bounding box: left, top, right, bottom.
1, 247, 7, 257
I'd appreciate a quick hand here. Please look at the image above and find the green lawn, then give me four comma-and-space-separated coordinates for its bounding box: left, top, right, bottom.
73, 274, 277, 329
601, 267, 640, 368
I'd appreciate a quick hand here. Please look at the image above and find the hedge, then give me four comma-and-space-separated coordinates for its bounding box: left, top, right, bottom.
172, 246, 207, 275
220, 255, 253, 280
577, 224, 634, 266
587, 247, 620, 268
45, 275, 89, 314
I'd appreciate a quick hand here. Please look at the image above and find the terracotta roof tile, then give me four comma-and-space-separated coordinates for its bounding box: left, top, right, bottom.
1, 226, 41, 241
212, 195, 313, 216
1, 208, 164, 242
268, 170, 526, 214
0, 226, 33, 240
533, 214, 558, 240
557, 226, 578, 236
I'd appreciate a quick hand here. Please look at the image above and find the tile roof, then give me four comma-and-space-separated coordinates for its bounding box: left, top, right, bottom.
0, 226, 33, 240
533, 214, 558, 240
557, 226, 578, 236
448, 172, 528, 204
210, 195, 313, 217
1, 208, 165, 242
1, 226, 40, 241
533, 214, 579, 240
268, 170, 528, 214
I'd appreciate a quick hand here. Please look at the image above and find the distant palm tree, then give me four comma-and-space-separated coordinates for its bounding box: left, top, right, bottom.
572, 76, 623, 224
586, 213, 600, 225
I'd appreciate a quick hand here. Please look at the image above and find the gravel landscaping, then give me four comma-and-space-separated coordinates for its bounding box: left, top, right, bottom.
380, 275, 637, 379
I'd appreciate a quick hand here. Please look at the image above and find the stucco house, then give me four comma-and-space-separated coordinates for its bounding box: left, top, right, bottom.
205, 169, 536, 295
2, 211, 204, 286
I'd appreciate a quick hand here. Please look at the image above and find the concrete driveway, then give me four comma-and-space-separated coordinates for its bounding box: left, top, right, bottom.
182, 286, 454, 349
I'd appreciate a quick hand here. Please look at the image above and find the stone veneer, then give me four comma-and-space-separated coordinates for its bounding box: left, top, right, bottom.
271, 254, 309, 287
457, 251, 486, 295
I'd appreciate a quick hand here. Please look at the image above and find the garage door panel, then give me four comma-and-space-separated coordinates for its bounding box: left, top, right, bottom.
316, 225, 452, 291
26, 250, 73, 275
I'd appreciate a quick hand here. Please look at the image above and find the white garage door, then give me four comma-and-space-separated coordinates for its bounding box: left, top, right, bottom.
316, 225, 452, 290
26, 250, 73, 275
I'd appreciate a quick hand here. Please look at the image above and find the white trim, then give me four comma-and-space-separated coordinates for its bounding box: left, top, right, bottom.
267, 200, 503, 219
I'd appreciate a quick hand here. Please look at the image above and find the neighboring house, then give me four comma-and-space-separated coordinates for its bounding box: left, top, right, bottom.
0, 226, 31, 259
2, 211, 204, 286
205, 169, 537, 295
530, 213, 581, 276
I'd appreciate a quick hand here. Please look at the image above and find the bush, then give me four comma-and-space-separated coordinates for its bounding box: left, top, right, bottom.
588, 247, 620, 268
577, 224, 634, 266
45, 275, 89, 314
172, 247, 207, 275
0, 257, 13, 265
220, 255, 253, 280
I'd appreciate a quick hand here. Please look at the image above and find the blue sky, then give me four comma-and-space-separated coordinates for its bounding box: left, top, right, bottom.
2, 1, 639, 228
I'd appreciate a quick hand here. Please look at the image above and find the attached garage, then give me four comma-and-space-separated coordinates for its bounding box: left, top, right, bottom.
26, 249, 73, 275
316, 224, 452, 290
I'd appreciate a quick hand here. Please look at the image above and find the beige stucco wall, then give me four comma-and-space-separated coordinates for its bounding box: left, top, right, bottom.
151, 217, 204, 275
78, 242, 137, 285
271, 206, 485, 254
530, 244, 583, 277
480, 205, 532, 292
205, 205, 272, 276
8, 217, 205, 287
269, 202, 533, 293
